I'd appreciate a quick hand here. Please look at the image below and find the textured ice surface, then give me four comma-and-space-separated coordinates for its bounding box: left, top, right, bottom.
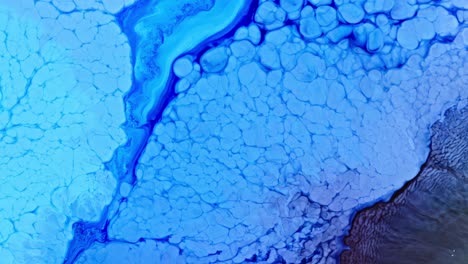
341, 106, 468, 264
0, 0, 466, 263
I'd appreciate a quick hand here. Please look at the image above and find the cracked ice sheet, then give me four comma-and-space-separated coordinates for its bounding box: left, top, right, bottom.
126, 0, 251, 126
0, 1, 133, 262
1, 0, 467, 263
77, 1, 467, 264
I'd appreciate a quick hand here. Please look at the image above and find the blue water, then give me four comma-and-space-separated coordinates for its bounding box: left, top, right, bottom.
0, 0, 466, 263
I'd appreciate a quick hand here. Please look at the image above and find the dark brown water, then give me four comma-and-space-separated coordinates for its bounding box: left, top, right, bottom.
341, 106, 468, 264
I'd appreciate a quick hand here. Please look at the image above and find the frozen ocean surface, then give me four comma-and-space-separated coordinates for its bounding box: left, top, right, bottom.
0, 0, 466, 263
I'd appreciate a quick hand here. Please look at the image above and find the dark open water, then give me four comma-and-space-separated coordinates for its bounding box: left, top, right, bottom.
341, 106, 468, 264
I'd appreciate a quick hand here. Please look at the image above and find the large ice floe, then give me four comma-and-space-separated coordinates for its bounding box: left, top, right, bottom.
0, 0, 466, 263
